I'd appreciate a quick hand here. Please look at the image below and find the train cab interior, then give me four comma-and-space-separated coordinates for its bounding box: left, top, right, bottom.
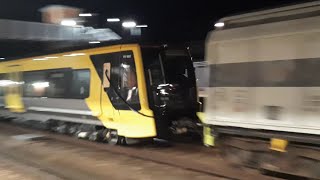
141, 45, 200, 138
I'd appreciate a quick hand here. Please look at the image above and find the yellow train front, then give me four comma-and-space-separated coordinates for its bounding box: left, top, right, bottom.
0, 43, 200, 144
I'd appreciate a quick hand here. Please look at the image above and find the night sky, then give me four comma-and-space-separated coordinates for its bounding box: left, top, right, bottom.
0, 0, 311, 58
0, 0, 308, 41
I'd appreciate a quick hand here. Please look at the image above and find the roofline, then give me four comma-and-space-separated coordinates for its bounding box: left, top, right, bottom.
4, 40, 191, 61
219, 0, 320, 23
4, 40, 135, 61
39, 5, 82, 12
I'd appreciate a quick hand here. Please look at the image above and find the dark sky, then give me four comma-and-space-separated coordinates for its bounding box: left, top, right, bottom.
0, 0, 308, 42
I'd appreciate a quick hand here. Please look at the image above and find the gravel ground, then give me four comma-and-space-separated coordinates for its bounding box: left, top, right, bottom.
0, 131, 229, 180
0, 154, 61, 180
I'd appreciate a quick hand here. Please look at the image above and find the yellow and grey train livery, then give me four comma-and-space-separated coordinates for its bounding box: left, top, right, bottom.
204, 1, 320, 178
0, 43, 200, 144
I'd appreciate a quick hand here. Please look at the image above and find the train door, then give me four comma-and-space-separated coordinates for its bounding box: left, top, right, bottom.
102, 58, 115, 120
91, 50, 151, 139
193, 62, 209, 122
102, 51, 140, 116
91, 51, 128, 124
4, 70, 24, 112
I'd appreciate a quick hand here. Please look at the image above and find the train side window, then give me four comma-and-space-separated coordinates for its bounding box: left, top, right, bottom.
47, 70, 71, 98
195, 65, 210, 88
23, 71, 49, 97
70, 69, 90, 99
0, 74, 5, 96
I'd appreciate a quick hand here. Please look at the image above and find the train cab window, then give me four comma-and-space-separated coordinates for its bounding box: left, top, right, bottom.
163, 51, 195, 88
119, 53, 139, 106
70, 69, 90, 99
108, 51, 140, 110
142, 49, 165, 86
91, 51, 140, 110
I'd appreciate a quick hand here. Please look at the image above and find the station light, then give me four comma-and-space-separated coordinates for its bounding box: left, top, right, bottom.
79, 13, 93, 17
61, 20, 77, 26
107, 18, 120, 22
122, 21, 136, 28
0, 57, 5, 60
214, 22, 225, 28
136, 25, 148, 28
89, 41, 101, 44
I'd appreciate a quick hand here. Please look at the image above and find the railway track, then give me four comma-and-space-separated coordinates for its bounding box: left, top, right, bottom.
0, 120, 282, 180
0, 153, 63, 180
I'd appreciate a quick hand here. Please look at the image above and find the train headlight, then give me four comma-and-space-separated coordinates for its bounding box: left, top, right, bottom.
160, 89, 169, 95
214, 22, 225, 28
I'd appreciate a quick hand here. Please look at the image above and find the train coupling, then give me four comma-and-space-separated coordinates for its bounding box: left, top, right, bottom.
170, 117, 201, 135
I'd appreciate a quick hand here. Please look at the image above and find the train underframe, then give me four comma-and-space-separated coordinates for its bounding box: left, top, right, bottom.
0, 108, 202, 146
5, 117, 143, 145
208, 126, 320, 179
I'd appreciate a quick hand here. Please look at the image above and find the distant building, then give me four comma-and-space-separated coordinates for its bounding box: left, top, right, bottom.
39, 5, 83, 25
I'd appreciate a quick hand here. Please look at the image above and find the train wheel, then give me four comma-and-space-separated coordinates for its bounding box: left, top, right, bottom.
88, 132, 99, 141
88, 129, 105, 142
106, 130, 119, 145
120, 137, 127, 146
68, 124, 80, 136
124, 138, 142, 145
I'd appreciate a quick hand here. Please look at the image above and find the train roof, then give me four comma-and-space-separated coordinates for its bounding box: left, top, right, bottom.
2, 40, 193, 61
2, 40, 128, 61
217, 0, 320, 29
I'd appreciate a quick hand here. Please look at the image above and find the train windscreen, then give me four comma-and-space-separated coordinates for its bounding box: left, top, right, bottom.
142, 48, 195, 88
142, 47, 197, 111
